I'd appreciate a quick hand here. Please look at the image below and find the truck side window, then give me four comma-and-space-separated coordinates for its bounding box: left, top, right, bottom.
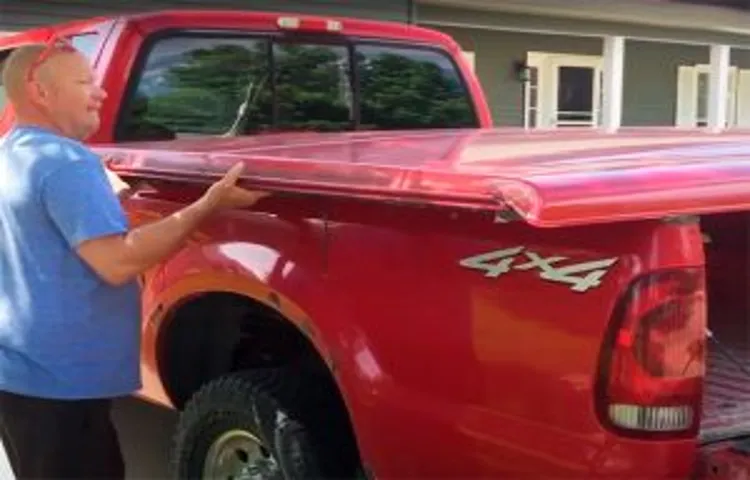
117, 35, 271, 141
273, 41, 353, 132
0, 49, 11, 111
356, 44, 477, 129
69, 33, 101, 62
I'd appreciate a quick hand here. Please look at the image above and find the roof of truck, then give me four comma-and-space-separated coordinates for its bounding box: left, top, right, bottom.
0, 9, 459, 50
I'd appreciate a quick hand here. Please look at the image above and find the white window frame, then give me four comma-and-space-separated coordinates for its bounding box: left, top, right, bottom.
675, 64, 750, 128
525, 52, 603, 129
462, 50, 475, 73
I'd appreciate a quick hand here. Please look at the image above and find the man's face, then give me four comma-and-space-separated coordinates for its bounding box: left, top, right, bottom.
31, 51, 108, 141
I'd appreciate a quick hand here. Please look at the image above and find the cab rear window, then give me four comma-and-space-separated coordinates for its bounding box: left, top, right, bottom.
115, 33, 477, 141
357, 44, 477, 130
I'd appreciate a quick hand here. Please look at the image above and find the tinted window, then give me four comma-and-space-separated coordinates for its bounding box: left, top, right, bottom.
117, 35, 476, 142
274, 42, 352, 132
69, 33, 100, 61
118, 36, 271, 141
357, 44, 476, 129
0, 49, 11, 111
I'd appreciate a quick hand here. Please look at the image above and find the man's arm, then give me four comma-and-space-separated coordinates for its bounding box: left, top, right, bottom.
43, 161, 268, 286
76, 197, 214, 285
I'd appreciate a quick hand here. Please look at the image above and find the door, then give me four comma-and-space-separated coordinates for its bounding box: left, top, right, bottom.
675, 64, 741, 128
526, 52, 603, 128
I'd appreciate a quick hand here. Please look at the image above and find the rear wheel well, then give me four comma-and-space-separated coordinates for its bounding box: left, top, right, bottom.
158, 292, 323, 408
157, 292, 361, 469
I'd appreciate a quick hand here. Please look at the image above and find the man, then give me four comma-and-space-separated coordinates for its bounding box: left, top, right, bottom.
0, 39, 268, 478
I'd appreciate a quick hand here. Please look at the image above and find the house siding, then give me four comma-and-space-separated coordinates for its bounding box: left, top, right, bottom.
432, 23, 750, 127
0, 0, 410, 30
417, 4, 750, 49
435, 26, 601, 126
622, 40, 708, 126
622, 44, 750, 126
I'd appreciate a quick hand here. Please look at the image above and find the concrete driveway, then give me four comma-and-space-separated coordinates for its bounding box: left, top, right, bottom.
0, 396, 178, 480
114, 396, 178, 479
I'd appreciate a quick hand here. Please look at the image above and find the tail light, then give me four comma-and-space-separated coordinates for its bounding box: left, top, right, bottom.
596, 268, 706, 438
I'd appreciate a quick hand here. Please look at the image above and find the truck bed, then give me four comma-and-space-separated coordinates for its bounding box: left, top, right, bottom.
702, 341, 750, 442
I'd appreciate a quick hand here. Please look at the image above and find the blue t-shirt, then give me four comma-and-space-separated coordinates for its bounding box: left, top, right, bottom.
0, 125, 141, 399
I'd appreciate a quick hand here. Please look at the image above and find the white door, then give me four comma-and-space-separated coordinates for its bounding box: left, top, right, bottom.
736, 70, 750, 127
527, 52, 603, 128
675, 64, 741, 127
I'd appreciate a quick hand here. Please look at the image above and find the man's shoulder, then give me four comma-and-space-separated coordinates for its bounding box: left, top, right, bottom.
6, 126, 99, 172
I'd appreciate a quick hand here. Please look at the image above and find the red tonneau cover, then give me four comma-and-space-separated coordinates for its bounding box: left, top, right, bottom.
100, 127, 750, 228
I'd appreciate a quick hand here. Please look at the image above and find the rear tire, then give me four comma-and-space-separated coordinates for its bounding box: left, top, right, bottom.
170, 368, 352, 479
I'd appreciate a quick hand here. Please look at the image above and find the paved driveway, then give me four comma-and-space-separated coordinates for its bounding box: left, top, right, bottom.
0, 396, 178, 479
114, 396, 178, 479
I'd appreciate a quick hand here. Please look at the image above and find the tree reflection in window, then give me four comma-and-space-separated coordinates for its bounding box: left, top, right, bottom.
274, 42, 352, 132
119, 36, 271, 141
117, 35, 477, 142
357, 44, 476, 129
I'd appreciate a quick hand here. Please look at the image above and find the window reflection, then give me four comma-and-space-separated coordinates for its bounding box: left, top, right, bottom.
274, 42, 352, 132
117, 34, 477, 142
357, 44, 476, 129
118, 36, 270, 141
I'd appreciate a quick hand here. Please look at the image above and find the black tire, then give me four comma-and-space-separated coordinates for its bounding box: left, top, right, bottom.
170, 368, 357, 480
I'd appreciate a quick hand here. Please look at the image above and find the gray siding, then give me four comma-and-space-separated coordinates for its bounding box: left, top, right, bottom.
434, 25, 601, 126
418, 4, 750, 49
0, 0, 410, 30
623, 42, 750, 126
432, 24, 750, 127
622, 40, 708, 126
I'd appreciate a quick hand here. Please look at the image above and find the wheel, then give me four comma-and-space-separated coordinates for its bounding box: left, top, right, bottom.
170, 368, 356, 480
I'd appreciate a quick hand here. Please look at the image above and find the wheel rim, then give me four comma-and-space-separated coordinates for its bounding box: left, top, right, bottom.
202, 429, 281, 480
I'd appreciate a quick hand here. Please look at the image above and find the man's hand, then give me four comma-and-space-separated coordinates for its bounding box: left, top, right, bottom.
104, 166, 132, 199
200, 162, 270, 211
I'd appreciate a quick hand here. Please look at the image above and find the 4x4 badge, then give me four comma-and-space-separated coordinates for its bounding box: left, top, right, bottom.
459, 246, 618, 293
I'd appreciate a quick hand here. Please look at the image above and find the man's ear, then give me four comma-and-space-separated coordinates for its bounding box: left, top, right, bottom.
26, 79, 49, 107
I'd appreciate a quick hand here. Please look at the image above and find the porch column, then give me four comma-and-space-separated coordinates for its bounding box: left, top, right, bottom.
707, 44, 731, 132
602, 36, 625, 133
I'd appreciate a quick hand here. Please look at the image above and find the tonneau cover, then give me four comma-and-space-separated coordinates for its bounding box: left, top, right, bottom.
100, 127, 750, 228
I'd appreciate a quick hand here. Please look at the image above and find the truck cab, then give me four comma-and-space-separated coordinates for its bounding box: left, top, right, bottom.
0, 11, 492, 142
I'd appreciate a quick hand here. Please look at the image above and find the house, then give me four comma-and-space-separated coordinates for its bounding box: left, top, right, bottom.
418, 0, 750, 132
2, 0, 750, 132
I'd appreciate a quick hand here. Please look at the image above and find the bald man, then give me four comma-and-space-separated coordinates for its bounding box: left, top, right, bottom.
0, 41, 267, 478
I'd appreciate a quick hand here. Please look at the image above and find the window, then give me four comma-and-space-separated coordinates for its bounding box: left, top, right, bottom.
117, 34, 477, 142
675, 64, 739, 128
357, 44, 476, 129
525, 52, 603, 129
274, 42, 353, 131
118, 36, 271, 141
0, 49, 11, 112
556, 66, 595, 124
524, 66, 539, 129
69, 33, 100, 62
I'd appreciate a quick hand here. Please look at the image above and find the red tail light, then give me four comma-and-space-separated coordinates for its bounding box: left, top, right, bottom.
596, 268, 706, 438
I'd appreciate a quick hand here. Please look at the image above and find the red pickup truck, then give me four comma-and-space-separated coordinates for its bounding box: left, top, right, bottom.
2, 8, 750, 479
